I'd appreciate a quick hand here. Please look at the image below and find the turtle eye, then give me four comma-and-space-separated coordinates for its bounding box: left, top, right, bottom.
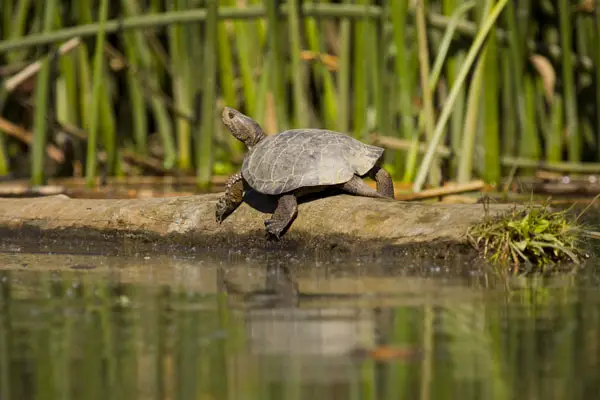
227, 110, 235, 119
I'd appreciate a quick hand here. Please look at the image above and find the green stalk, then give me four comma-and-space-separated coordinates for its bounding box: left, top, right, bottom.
222, 0, 259, 117
429, 2, 475, 93
2, 0, 13, 39
480, 2, 500, 185
121, 24, 148, 154
571, 10, 596, 150
373, 3, 389, 150
76, 46, 91, 133
547, 95, 564, 162
254, 51, 273, 128
121, 0, 176, 169
318, 15, 339, 131
500, 47, 517, 157
185, 14, 204, 104
6, 0, 32, 63
0, 89, 8, 175
196, 0, 218, 189
558, 0, 579, 161
337, 15, 351, 132
31, 0, 58, 186
167, 0, 192, 171
413, 0, 509, 192
98, 80, 118, 174
3, 3, 587, 58
216, 10, 237, 109
504, 0, 535, 169
216, 4, 243, 161
0, 129, 8, 176
597, 4, 600, 159
168, 0, 193, 171
55, 5, 79, 128
264, 1, 288, 131
248, 0, 267, 45
77, 0, 117, 176
391, 0, 416, 181
288, 0, 307, 127
304, 0, 337, 129
352, 0, 369, 139
84, 0, 109, 188
408, 0, 475, 161
442, 0, 467, 176
414, 0, 440, 186
519, 74, 541, 162
457, 51, 485, 183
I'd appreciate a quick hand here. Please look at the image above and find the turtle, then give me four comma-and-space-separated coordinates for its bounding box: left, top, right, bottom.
215, 107, 395, 240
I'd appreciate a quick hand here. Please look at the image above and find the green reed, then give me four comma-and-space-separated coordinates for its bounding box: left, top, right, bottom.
83, 0, 109, 188
168, 0, 194, 171
196, 0, 218, 189
30, 0, 57, 185
0, 1, 599, 191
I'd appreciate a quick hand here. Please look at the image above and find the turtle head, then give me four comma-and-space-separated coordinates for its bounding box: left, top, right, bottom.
222, 107, 266, 150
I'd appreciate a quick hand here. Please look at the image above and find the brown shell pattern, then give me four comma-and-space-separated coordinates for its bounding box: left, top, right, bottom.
241, 129, 384, 195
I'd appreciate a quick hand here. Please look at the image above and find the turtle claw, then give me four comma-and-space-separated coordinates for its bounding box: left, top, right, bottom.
215, 198, 229, 224
264, 219, 284, 241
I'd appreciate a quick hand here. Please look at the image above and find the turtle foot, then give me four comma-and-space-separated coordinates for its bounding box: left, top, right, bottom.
264, 194, 297, 241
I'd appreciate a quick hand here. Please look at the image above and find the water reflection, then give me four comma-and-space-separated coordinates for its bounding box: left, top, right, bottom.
0, 252, 599, 399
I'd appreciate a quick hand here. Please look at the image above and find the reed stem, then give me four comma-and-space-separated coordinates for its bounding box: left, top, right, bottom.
31, 0, 58, 185
84, 0, 109, 188
168, 0, 193, 171
413, 0, 508, 192
391, 0, 415, 180
264, 1, 288, 131
337, 15, 351, 133
288, 0, 308, 127
558, 0, 579, 161
415, 0, 440, 186
196, 0, 218, 189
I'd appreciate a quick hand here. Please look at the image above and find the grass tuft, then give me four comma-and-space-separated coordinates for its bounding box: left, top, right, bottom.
467, 200, 585, 274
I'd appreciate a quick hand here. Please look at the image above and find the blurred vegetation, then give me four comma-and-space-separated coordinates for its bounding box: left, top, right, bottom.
0, 1, 599, 191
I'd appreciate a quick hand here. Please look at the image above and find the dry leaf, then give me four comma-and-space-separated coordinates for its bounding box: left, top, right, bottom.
576, 0, 594, 12
529, 54, 556, 103
300, 50, 338, 71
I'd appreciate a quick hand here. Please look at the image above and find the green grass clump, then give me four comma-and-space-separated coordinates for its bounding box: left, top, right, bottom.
467, 201, 584, 274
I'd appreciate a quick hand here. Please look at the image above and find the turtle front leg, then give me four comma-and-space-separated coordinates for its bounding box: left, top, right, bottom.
367, 164, 395, 199
265, 194, 298, 240
216, 172, 245, 224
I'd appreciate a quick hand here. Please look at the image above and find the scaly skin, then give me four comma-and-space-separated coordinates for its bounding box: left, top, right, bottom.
264, 194, 298, 240
215, 171, 245, 224
367, 165, 395, 199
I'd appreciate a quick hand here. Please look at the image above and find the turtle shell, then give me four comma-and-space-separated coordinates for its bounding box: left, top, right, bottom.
241, 129, 384, 195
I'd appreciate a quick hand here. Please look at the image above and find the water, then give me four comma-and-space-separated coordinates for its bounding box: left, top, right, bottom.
1, 251, 600, 400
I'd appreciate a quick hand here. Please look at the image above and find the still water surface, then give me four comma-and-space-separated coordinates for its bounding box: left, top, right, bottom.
1, 250, 599, 399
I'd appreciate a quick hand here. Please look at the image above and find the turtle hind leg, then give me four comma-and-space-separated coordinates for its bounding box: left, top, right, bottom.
339, 175, 389, 199
216, 172, 245, 223
265, 194, 298, 240
367, 165, 395, 199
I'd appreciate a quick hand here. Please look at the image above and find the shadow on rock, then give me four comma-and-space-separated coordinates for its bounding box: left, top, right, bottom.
243, 187, 346, 214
